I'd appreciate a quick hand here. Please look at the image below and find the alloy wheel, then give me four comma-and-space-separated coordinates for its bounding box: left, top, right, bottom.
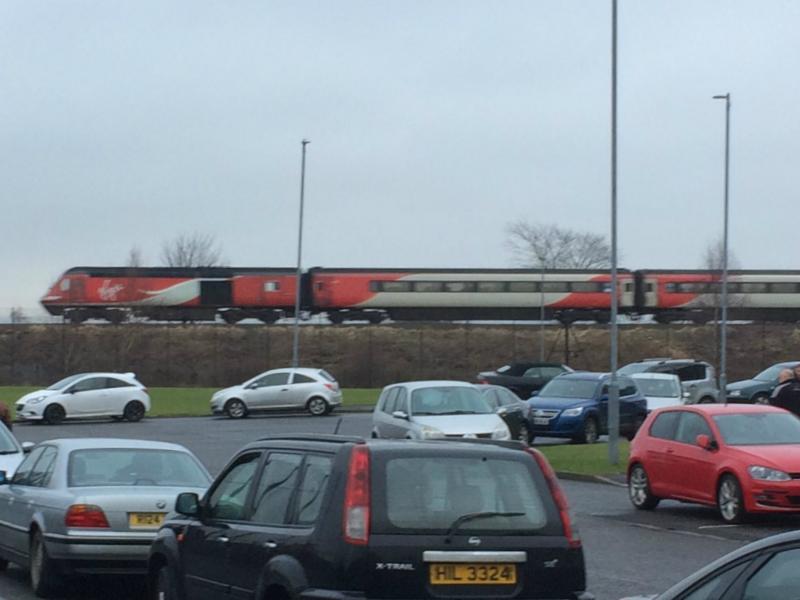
225, 399, 247, 419
718, 477, 743, 522
308, 397, 329, 416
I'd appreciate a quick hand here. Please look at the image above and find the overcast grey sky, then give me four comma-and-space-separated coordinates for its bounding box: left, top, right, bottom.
2, 1, 798, 313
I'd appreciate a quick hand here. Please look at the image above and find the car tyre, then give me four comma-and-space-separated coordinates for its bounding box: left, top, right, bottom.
307, 396, 330, 416
30, 530, 60, 598
123, 400, 146, 422
224, 399, 248, 419
717, 474, 747, 523
752, 393, 769, 405
42, 404, 65, 426
628, 464, 660, 510
517, 423, 532, 445
573, 416, 599, 444
154, 564, 177, 600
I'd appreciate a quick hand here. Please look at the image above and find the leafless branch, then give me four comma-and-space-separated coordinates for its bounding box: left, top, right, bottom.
506, 221, 611, 269
160, 233, 224, 268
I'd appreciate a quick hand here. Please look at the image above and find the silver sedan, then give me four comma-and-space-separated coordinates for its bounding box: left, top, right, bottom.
0, 438, 211, 597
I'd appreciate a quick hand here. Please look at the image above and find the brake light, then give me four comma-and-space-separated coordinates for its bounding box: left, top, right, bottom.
324, 383, 338, 391
525, 448, 581, 549
343, 445, 370, 545
65, 504, 110, 528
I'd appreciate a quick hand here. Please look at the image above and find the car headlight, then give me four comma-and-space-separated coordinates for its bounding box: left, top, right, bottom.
27, 396, 47, 405
728, 390, 742, 397
491, 425, 511, 440
562, 407, 584, 417
748, 465, 790, 481
419, 425, 445, 439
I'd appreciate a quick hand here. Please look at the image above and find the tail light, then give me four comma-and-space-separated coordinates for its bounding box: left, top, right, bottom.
343, 445, 370, 545
141, 387, 149, 395
65, 504, 110, 528
525, 448, 581, 549
477, 379, 488, 385
324, 383, 338, 391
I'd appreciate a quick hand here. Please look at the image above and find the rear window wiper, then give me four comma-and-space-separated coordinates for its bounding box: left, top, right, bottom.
0, 450, 20, 455
445, 511, 525, 541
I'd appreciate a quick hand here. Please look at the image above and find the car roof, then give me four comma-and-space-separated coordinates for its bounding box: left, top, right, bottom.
631, 373, 679, 380
385, 380, 476, 390
556, 372, 608, 381
267, 367, 328, 376
59, 372, 139, 381
40, 438, 193, 452
651, 404, 785, 416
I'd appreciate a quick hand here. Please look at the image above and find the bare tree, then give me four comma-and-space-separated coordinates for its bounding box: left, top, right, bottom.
506, 221, 611, 268
9, 307, 26, 324
699, 237, 742, 366
160, 232, 223, 268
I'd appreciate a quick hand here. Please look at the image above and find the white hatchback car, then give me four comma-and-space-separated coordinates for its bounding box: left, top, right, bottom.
371, 380, 511, 440
211, 368, 343, 418
15, 372, 150, 425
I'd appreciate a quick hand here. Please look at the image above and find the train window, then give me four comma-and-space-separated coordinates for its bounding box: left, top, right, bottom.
382, 281, 412, 292
509, 282, 538, 293
645, 283, 654, 292
543, 282, 569, 293
60, 279, 71, 291
264, 281, 280, 292
770, 283, 798, 293
477, 281, 507, 292
665, 283, 677, 293
623, 283, 633, 293
413, 281, 443, 293
443, 281, 476, 293
739, 283, 767, 293
571, 282, 602, 293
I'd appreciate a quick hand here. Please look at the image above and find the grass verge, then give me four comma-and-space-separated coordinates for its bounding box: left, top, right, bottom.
536, 440, 630, 477
1, 386, 380, 419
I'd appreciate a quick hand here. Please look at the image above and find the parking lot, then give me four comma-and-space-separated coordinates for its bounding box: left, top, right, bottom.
2, 413, 799, 600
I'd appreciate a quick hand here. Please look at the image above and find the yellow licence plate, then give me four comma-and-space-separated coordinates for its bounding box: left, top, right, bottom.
429, 563, 517, 585
128, 512, 166, 528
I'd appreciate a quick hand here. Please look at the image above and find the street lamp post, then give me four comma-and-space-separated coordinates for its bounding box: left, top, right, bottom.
539, 260, 546, 361
608, 0, 620, 465
713, 93, 731, 403
291, 139, 310, 369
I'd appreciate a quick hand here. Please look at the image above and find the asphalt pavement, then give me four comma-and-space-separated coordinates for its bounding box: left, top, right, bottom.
2, 413, 799, 600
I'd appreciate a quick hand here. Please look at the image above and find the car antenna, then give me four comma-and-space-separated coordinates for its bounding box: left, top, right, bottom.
333, 416, 344, 435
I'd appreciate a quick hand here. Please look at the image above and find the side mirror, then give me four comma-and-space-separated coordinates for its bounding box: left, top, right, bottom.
175, 492, 201, 518
496, 407, 508, 415
21, 442, 34, 453
245, 383, 257, 390
0, 470, 7, 485
696, 434, 716, 451
391, 410, 409, 420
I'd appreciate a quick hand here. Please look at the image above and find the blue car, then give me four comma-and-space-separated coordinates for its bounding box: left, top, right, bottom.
526, 372, 648, 444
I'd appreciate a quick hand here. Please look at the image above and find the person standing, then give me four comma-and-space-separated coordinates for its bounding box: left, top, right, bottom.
770, 368, 800, 417
0, 401, 12, 431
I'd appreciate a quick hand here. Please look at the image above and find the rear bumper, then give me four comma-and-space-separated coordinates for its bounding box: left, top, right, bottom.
44, 531, 154, 572
300, 592, 593, 600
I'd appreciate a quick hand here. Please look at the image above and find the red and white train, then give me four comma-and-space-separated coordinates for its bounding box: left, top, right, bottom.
40, 266, 800, 324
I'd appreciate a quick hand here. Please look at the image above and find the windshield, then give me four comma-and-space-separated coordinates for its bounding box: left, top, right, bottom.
713, 413, 800, 445
410, 386, 492, 415
0, 426, 20, 454
618, 363, 654, 375
753, 365, 790, 382
633, 377, 680, 398
539, 378, 599, 399
381, 457, 548, 533
68, 448, 211, 488
47, 374, 84, 391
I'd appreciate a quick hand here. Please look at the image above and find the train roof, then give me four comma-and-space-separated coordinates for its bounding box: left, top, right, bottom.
307, 267, 630, 274
64, 266, 297, 278
636, 269, 800, 275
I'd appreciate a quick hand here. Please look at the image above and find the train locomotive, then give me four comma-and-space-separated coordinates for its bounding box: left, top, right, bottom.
40, 266, 800, 324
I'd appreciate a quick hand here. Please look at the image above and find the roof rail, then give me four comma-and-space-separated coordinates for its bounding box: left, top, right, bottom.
642, 357, 671, 362
257, 434, 365, 444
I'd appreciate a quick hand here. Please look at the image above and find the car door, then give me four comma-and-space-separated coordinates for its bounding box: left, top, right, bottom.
390, 388, 413, 438
244, 372, 291, 410
669, 412, 717, 502
640, 411, 681, 497
180, 451, 263, 600
0, 446, 45, 560
66, 376, 111, 415
286, 372, 318, 408
618, 378, 640, 431
495, 387, 526, 438
226, 451, 311, 599
374, 388, 398, 438
104, 376, 136, 414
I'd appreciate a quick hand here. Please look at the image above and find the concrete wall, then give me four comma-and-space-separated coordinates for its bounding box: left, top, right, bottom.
0, 322, 797, 388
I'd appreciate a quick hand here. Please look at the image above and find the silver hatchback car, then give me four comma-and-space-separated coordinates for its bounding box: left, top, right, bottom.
371, 380, 511, 440
0, 438, 211, 597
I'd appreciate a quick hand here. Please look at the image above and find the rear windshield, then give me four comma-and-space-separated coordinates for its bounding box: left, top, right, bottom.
410, 387, 492, 415
68, 448, 211, 488
633, 377, 680, 398
713, 413, 800, 445
318, 370, 336, 382
618, 363, 654, 376
375, 456, 554, 535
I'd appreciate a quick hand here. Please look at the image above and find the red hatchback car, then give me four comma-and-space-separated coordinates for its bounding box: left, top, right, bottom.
627, 404, 800, 523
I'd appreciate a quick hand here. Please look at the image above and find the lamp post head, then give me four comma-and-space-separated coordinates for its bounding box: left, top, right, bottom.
712, 94, 730, 101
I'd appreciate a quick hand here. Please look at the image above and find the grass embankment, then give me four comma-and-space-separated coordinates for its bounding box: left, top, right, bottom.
537, 440, 630, 477
0, 386, 381, 419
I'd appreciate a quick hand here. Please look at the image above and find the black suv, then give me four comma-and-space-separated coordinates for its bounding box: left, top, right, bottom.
148, 435, 591, 600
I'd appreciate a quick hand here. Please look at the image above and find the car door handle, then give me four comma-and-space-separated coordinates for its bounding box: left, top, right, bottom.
263, 541, 278, 549
217, 536, 230, 544
281, 388, 289, 392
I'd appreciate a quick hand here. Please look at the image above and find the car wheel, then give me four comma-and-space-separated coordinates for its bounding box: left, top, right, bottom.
717, 475, 747, 523
42, 404, 65, 426
573, 416, 599, 444
517, 423, 532, 445
224, 399, 248, 419
625, 415, 645, 441
154, 564, 176, 600
628, 464, 660, 510
123, 400, 146, 422
307, 396, 330, 416
752, 393, 769, 405
30, 530, 60, 597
